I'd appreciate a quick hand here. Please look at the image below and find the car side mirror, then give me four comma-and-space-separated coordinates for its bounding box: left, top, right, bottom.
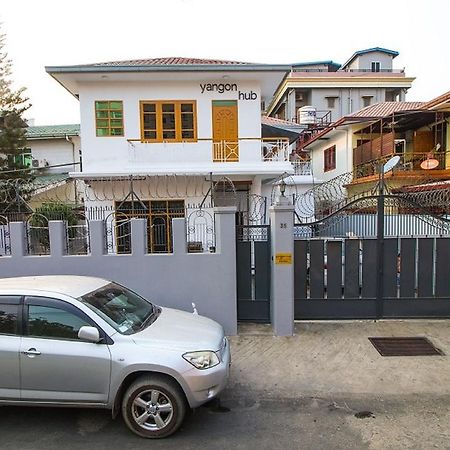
78, 326, 101, 343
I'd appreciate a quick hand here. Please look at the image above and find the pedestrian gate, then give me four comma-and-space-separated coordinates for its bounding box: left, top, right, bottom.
236, 225, 271, 322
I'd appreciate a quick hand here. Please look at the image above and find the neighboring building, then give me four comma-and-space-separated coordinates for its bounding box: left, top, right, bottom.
302, 93, 450, 200
24, 124, 81, 173
45, 57, 294, 252
266, 47, 414, 126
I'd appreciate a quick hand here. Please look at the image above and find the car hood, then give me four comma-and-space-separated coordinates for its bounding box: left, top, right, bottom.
131, 306, 225, 352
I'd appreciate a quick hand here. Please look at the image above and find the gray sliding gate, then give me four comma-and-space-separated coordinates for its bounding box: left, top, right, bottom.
294, 237, 450, 319
236, 225, 271, 322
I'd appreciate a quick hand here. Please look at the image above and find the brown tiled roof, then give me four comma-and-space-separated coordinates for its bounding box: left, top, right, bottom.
89, 57, 254, 67
348, 102, 424, 118
261, 116, 303, 128
303, 102, 424, 149
421, 91, 450, 110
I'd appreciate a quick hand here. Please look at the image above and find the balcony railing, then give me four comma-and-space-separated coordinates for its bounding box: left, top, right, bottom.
261, 138, 290, 162
292, 160, 312, 175
340, 68, 405, 73
213, 141, 239, 162
128, 138, 290, 164
353, 151, 450, 180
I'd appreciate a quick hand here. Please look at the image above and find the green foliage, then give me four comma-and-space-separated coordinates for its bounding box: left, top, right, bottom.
31, 202, 78, 227
0, 24, 31, 178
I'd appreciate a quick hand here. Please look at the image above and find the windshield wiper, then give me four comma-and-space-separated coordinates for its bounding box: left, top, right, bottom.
138, 305, 159, 331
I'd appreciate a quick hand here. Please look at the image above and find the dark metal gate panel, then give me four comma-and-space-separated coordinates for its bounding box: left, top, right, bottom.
327, 241, 342, 299
383, 238, 398, 298
236, 225, 270, 322
361, 239, 377, 298
254, 241, 270, 300
309, 240, 324, 299
418, 239, 434, 298
344, 240, 360, 298
294, 236, 450, 320
294, 240, 307, 300
436, 238, 450, 297
400, 239, 416, 298
236, 241, 251, 301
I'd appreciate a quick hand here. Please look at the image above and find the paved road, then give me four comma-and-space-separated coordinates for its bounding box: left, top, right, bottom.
1, 391, 449, 450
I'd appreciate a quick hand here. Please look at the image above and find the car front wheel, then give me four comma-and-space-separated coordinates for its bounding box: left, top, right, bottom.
122, 375, 186, 438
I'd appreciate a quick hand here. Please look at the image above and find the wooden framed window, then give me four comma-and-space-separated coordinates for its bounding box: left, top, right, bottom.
324, 145, 336, 172
95, 101, 124, 137
140, 101, 197, 142
371, 61, 381, 72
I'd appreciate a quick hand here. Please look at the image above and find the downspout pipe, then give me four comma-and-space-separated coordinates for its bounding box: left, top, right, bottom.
65, 134, 76, 171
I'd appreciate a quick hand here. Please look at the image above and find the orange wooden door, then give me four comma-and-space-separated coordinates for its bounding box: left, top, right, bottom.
212, 101, 238, 161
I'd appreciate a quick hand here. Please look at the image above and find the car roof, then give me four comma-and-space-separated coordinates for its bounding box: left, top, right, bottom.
0, 275, 110, 298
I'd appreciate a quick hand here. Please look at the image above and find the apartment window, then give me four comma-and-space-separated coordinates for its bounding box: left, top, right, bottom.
95, 101, 124, 137
324, 145, 336, 172
371, 61, 381, 72
362, 96, 373, 108
326, 96, 338, 109
140, 101, 197, 142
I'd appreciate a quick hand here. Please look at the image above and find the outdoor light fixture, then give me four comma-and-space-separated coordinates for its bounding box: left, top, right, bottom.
279, 179, 287, 196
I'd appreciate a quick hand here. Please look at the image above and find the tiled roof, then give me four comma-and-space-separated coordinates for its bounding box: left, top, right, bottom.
303, 102, 424, 148
26, 124, 80, 139
348, 102, 424, 118
88, 57, 254, 67
261, 116, 304, 129
33, 173, 71, 188
421, 91, 450, 110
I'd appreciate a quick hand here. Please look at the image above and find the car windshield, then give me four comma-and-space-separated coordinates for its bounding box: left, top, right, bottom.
79, 282, 159, 335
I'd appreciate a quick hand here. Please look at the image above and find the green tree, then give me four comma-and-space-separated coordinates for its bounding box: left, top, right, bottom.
0, 24, 32, 212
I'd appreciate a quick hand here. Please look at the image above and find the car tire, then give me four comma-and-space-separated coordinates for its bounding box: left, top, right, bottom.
122, 374, 187, 438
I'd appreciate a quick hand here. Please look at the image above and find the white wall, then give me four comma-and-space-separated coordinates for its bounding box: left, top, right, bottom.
28, 136, 81, 173
347, 52, 394, 71
309, 128, 352, 183
78, 79, 271, 174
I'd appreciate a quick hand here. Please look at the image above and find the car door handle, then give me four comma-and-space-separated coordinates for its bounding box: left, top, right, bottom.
22, 348, 41, 357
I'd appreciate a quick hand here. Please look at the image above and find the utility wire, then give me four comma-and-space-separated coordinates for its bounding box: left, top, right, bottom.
0, 162, 81, 175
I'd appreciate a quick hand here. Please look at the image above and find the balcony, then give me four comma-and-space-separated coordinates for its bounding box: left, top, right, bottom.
354, 151, 450, 180
126, 138, 290, 170
260, 138, 290, 162
211, 138, 290, 163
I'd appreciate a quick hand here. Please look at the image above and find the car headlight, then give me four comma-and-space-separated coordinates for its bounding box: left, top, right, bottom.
183, 351, 220, 369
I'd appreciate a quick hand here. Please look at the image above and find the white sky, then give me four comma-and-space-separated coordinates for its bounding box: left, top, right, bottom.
1, 0, 449, 125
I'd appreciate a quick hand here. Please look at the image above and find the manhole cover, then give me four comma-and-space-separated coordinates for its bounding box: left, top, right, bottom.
368, 337, 444, 357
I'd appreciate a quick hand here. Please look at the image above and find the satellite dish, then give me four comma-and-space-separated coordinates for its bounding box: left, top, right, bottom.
420, 155, 439, 170
383, 155, 401, 173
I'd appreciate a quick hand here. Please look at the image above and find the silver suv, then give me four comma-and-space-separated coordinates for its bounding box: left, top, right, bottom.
0, 276, 230, 438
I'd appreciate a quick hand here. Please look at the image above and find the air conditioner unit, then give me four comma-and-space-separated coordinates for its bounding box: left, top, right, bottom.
32, 159, 40, 168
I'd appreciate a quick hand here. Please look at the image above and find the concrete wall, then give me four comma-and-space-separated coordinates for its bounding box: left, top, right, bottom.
0, 207, 238, 335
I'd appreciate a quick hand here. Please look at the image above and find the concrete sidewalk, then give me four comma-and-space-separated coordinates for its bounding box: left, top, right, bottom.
228, 321, 450, 398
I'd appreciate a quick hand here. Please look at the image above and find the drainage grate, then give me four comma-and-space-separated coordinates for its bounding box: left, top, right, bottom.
368, 337, 444, 357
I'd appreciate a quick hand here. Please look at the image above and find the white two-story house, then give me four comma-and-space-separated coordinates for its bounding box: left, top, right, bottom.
46, 57, 292, 252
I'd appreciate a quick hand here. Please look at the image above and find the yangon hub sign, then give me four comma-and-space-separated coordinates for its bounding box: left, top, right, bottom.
199, 83, 257, 100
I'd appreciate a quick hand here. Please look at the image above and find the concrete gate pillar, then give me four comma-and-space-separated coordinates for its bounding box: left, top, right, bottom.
270, 195, 295, 336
